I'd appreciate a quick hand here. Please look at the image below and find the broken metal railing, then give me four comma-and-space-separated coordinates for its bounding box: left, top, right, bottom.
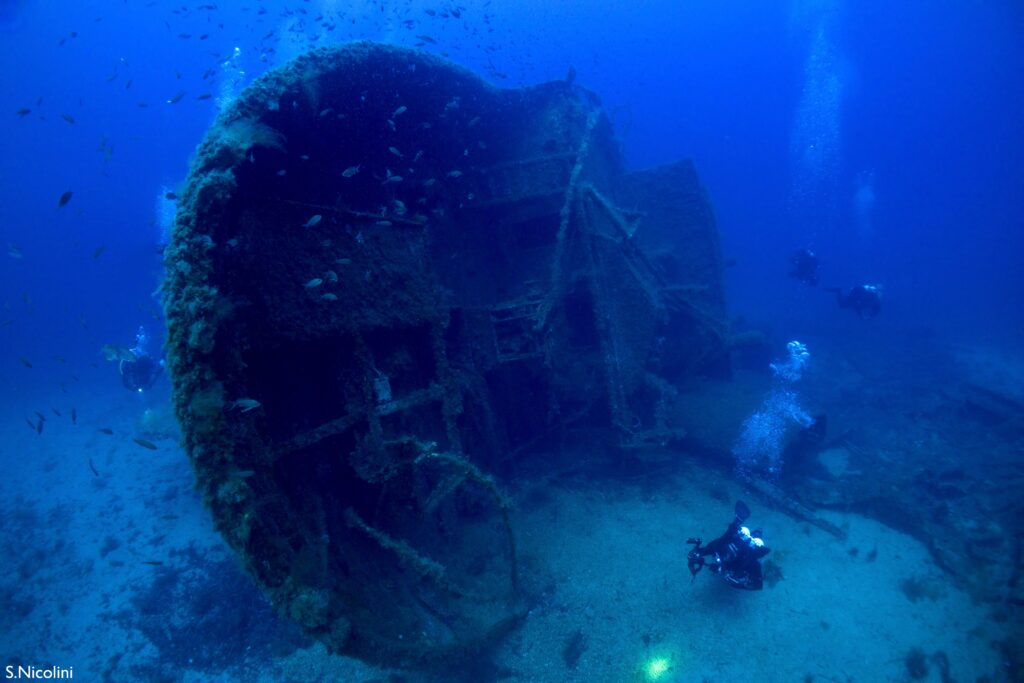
462, 153, 576, 208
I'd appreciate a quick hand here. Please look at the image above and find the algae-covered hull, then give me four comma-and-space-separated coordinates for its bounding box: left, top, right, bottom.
163, 42, 728, 665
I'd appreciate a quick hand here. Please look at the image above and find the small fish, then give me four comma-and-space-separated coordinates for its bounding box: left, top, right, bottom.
320, 293, 338, 301
468, 116, 481, 128
424, 178, 437, 187
88, 457, 99, 476
341, 165, 361, 178
8, 244, 23, 259
35, 419, 43, 435
234, 470, 256, 478
19, 356, 32, 368
52, 408, 62, 417
276, 169, 287, 176
324, 269, 338, 282
16, 108, 30, 116
335, 258, 352, 265
376, 220, 392, 226
413, 150, 424, 163
416, 35, 437, 44
132, 437, 158, 450
196, 93, 212, 101
447, 170, 463, 178
92, 245, 105, 259
164, 191, 178, 200
137, 101, 149, 108
166, 90, 186, 104
392, 105, 407, 117
71, 407, 77, 424
388, 146, 403, 158
58, 191, 73, 208
98, 427, 114, 435
141, 560, 164, 566
302, 214, 322, 228
61, 113, 76, 124
229, 398, 262, 412
382, 174, 403, 185
304, 278, 324, 288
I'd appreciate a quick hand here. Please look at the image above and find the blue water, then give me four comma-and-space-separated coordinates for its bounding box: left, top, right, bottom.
1, 1, 1022, 681
1, 1, 1021, 376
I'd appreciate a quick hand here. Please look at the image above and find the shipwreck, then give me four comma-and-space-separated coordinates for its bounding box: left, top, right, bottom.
163, 42, 730, 665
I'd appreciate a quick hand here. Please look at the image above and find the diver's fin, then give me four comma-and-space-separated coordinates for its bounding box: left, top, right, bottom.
735, 500, 751, 522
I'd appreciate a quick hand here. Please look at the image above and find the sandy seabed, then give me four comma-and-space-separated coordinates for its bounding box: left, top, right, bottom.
0, 389, 1012, 683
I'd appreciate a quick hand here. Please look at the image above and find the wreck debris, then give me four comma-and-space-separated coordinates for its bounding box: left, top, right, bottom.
163, 42, 729, 666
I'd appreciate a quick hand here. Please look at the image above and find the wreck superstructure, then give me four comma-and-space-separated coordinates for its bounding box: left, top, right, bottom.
163, 42, 729, 665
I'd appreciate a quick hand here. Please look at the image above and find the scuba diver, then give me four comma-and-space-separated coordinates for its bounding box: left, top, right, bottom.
789, 248, 820, 286
119, 326, 163, 392
687, 501, 770, 591
826, 284, 882, 319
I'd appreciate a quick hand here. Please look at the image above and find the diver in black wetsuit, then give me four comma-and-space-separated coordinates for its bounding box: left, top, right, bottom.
826, 284, 882, 319
119, 326, 163, 392
789, 249, 820, 286
687, 501, 770, 591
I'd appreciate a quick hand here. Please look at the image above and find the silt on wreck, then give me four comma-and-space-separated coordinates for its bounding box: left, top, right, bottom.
162, 41, 731, 665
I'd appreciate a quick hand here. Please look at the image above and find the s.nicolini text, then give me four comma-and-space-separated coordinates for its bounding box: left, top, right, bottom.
5, 665, 73, 680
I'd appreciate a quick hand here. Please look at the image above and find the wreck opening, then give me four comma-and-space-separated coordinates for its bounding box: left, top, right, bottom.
164, 42, 730, 666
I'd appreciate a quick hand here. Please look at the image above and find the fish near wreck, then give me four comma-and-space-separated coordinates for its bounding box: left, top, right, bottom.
229, 398, 262, 412
162, 42, 729, 668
